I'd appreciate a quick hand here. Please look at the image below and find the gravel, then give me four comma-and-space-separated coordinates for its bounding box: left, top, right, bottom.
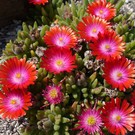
0, 20, 22, 55
0, 20, 24, 135
0, 118, 28, 135
120, 0, 135, 23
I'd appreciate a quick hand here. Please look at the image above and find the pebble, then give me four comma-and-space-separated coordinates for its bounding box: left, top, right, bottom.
120, 0, 135, 24
0, 118, 28, 135
0, 20, 22, 55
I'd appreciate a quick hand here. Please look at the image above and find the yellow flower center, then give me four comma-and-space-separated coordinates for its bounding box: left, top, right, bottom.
117, 72, 123, 78
116, 115, 121, 122
59, 37, 63, 41
105, 44, 110, 49
99, 10, 103, 14
56, 59, 64, 67
87, 116, 96, 126
92, 28, 97, 33
10, 99, 17, 105
16, 73, 21, 79
49, 89, 58, 99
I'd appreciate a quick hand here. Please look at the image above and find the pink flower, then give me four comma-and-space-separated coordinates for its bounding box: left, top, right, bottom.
89, 30, 125, 61
43, 85, 63, 104
76, 109, 103, 134
87, 0, 116, 21
0, 87, 32, 119
77, 15, 110, 41
0, 57, 37, 90
41, 48, 77, 74
44, 26, 77, 49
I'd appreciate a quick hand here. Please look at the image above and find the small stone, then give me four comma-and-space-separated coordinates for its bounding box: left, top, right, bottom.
35, 46, 46, 57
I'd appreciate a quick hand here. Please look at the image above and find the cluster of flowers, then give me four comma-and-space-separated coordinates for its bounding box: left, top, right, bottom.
0, 0, 135, 135
76, 0, 135, 134
0, 57, 37, 119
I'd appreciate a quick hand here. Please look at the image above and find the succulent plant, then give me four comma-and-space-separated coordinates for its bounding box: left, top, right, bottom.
1, 0, 135, 135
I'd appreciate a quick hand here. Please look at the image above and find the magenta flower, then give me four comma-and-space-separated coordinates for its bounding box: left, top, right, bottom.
43, 85, 63, 104
87, 0, 116, 21
0, 87, 32, 119
89, 30, 125, 61
0, 57, 37, 90
77, 15, 110, 41
76, 109, 103, 134
44, 26, 77, 49
41, 48, 77, 74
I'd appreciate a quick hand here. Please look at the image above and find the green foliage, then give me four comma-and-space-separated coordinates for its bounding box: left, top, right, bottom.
56, 0, 90, 30
28, 0, 63, 25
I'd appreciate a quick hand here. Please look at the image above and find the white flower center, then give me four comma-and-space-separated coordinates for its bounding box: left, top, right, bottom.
111, 70, 124, 82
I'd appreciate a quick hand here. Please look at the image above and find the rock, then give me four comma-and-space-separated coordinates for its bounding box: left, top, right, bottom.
0, 118, 28, 135
0, 19, 22, 55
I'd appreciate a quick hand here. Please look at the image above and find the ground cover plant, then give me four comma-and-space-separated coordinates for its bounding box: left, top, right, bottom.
1, 0, 135, 134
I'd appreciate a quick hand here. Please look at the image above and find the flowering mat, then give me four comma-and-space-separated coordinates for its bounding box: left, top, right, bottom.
0, 0, 135, 135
